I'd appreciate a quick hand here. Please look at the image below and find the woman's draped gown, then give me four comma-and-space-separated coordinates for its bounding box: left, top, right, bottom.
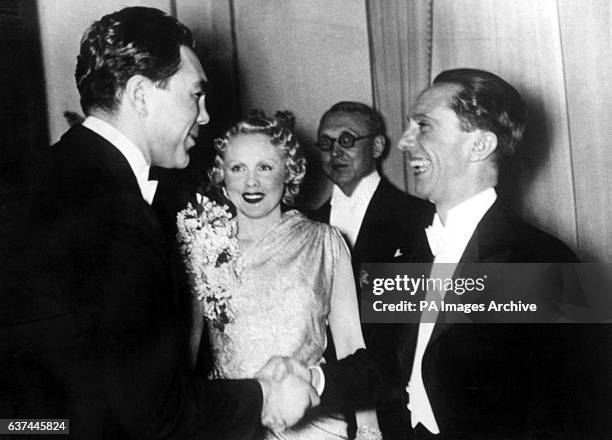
207, 210, 350, 439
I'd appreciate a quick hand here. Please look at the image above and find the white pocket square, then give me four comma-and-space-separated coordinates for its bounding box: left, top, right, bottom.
393, 248, 403, 258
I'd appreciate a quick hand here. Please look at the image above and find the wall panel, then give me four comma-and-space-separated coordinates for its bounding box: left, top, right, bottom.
232, 0, 372, 207
557, 0, 612, 261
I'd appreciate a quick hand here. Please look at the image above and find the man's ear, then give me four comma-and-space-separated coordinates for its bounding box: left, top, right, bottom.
124, 75, 150, 116
469, 131, 497, 162
372, 135, 385, 159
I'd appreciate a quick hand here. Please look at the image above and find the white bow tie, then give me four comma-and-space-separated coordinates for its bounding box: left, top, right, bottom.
141, 180, 158, 205
425, 219, 446, 257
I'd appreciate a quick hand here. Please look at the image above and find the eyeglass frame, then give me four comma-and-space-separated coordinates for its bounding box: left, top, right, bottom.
314, 131, 378, 151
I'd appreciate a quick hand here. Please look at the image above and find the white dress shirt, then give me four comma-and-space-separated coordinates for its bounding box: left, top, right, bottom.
407, 187, 497, 434
82, 116, 158, 205
329, 170, 380, 248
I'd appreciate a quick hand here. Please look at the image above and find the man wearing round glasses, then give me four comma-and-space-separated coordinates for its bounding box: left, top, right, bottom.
312, 101, 433, 440
313, 101, 433, 256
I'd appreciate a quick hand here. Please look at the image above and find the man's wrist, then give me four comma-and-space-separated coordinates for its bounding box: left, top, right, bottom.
257, 378, 270, 423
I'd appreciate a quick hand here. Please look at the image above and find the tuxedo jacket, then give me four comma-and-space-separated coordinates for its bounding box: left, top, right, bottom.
2, 125, 263, 439
313, 178, 434, 439
311, 177, 434, 268
396, 199, 609, 439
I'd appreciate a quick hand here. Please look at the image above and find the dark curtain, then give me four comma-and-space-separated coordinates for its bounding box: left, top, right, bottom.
0, 0, 48, 200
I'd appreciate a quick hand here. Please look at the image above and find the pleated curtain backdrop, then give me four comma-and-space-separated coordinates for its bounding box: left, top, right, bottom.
367, 0, 612, 262
366, 0, 433, 194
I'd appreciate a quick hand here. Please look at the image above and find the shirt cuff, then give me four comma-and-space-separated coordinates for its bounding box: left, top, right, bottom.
308, 365, 325, 396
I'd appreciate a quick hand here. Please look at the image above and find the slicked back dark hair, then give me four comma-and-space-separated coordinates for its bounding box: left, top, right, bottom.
319, 101, 384, 136
75, 7, 194, 115
433, 68, 527, 161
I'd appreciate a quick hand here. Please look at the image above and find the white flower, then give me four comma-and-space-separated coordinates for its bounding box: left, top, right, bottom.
195, 192, 204, 205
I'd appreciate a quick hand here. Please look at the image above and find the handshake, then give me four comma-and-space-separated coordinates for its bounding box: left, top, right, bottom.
255, 357, 321, 433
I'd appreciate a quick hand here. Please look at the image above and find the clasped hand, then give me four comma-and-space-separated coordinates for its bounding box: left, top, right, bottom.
255, 356, 319, 433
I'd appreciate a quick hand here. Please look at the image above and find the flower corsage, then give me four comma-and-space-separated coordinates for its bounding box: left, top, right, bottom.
176, 194, 241, 332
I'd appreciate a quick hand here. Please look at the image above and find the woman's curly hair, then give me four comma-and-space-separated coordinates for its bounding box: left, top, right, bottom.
209, 110, 306, 205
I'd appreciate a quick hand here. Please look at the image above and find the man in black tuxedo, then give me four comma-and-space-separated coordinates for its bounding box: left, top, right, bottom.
394, 68, 608, 438
2, 7, 317, 439
311, 102, 433, 439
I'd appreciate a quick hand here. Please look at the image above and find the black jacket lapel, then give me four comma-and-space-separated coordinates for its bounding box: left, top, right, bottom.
426, 200, 512, 348
64, 125, 165, 257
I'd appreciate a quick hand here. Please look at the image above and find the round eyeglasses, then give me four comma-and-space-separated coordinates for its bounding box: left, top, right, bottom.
314, 131, 377, 151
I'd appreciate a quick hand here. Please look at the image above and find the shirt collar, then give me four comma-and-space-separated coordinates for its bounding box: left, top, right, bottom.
330, 170, 381, 206
443, 187, 497, 233
82, 116, 157, 204
427, 187, 497, 259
